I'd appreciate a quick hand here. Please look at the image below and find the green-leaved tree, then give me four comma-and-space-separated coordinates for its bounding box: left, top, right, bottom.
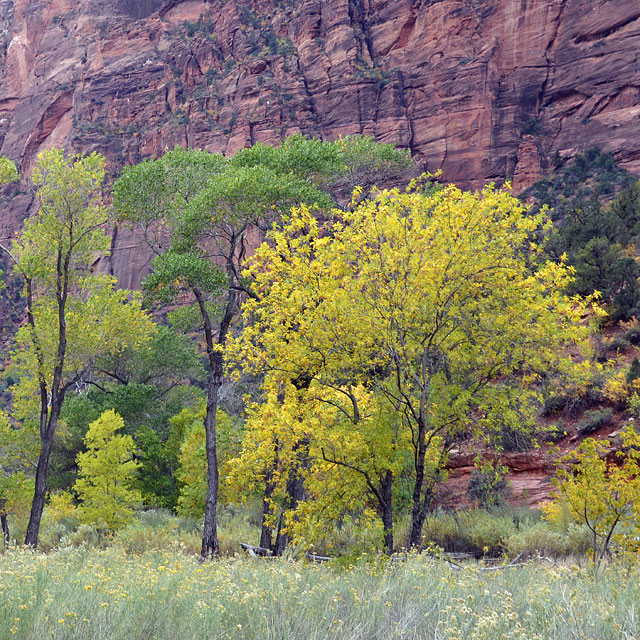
113, 135, 410, 558
1, 149, 154, 547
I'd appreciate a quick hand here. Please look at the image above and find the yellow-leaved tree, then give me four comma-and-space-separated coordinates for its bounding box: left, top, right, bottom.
228, 181, 598, 553
543, 426, 640, 568
74, 410, 141, 532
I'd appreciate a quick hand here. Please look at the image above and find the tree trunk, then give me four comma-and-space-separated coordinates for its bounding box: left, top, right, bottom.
409, 419, 427, 548
200, 373, 221, 559
274, 438, 309, 556
195, 285, 237, 561
259, 458, 277, 550
0, 499, 9, 544
24, 430, 55, 547
379, 470, 394, 555
1, 513, 8, 544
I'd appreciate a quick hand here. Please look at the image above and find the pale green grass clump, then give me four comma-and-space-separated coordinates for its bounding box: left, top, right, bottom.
0, 548, 638, 639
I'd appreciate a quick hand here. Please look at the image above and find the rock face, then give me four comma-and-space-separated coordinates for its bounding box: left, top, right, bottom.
1, 0, 640, 280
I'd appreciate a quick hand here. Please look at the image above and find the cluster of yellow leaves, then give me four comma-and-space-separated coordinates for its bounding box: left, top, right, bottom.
602, 370, 640, 406
227, 182, 598, 547
543, 426, 640, 564
74, 410, 141, 532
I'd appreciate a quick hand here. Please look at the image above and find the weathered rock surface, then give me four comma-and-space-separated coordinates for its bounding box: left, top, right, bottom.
2, 0, 640, 278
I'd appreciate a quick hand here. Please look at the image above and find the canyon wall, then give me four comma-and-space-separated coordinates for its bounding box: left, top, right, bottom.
1, 0, 639, 286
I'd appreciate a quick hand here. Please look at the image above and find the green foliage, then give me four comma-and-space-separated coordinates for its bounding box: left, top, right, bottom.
48, 325, 204, 503
575, 408, 613, 436
0, 157, 18, 184
523, 148, 634, 221
627, 357, 640, 384
524, 150, 640, 320
176, 407, 241, 517
74, 410, 141, 532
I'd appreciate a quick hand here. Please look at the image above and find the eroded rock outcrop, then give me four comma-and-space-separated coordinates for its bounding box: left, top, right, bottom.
1, 0, 639, 286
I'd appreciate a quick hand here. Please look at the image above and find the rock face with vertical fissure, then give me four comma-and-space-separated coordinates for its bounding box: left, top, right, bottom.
1, 0, 640, 287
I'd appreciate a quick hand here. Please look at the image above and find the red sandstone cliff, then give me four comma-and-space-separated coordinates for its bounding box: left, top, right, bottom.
1, 0, 639, 284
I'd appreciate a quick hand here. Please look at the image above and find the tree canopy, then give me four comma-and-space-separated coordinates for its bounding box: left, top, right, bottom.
112, 134, 411, 558
0, 149, 154, 547
228, 181, 598, 552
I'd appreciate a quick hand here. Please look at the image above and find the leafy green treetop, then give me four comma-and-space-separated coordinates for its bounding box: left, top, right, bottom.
1, 149, 154, 547
112, 135, 410, 558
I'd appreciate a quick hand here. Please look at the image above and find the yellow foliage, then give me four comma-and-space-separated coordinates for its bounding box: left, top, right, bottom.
45, 491, 77, 525
227, 182, 598, 548
544, 426, 640, 566
74, 410, 141, 532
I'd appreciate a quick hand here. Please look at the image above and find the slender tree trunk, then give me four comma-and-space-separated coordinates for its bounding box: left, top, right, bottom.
24, 427, 55, 547
409, 419, 427, 548
0, 500, 9, 544
379, 470, 394, 555
201, 373, 221, 559
196, 284, 237, 561
259, 457, 277, 550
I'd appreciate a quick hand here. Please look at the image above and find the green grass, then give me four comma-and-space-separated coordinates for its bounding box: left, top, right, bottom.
0, 547, 638, 639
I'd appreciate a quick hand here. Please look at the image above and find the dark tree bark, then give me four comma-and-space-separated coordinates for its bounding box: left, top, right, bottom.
274, 438, 309, 556
408, 417, 428, 549
379, 470, 394, 555
196, 281, 238, 560
0, 500, 9, 544
259, 451, 277, 551
24, 235, 71, 548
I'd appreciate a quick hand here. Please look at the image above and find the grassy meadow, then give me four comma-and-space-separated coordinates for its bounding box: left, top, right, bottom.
0, 545, 638, 640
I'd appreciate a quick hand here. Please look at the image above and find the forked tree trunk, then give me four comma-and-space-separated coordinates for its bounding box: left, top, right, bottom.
24, 393, 65, 547
197, 286, 237, 561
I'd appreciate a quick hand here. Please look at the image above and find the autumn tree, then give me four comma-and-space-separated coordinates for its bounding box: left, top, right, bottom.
112, 135, 410, 558
543, 426, 640, 568
74, 410, 141, 532
228, 182, 597, 552
0, 149, 153, 547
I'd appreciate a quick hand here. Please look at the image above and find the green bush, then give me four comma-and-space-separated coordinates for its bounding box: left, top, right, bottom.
505, 521, 591, 558
576, 408, 613, 436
